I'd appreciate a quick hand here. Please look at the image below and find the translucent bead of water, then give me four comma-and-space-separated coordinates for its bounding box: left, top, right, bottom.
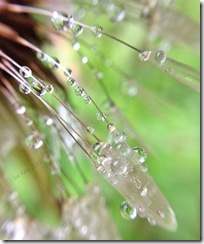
71, 24, 83, 36
147, 217, 156, 226
140, 187, 148, 197
96, 112, 106, 121
91, 25, 103, 38
64, 68, 72, 77
51, 11, 73, 31
133, 147, 147, 163
83, 95, 92, 104
36, 52, 46, 62
47, 57, 60, 70
32, 81, 46, 96
19, 66, 32, 78
45, 84, 54, 93
138, 51, 151, 62
86, 125, 94, 134
120, 201, 137, 220
15, 105, 26, 115
107, 2, 126, 22
110, 156, 127, 175
67, 77, 76, 87
19, 83, 31, 95
154, 50, 166, 65
75, 86, 85, 96
25, 133, 43, 150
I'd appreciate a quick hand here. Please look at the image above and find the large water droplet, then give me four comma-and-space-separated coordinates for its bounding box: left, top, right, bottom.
116, 142, 131, 156
137, 205, 146, 218
45, 84, 54, 93
72, 40, 80, 51
75, 86, 85, 96
107, 3, 126, 22
19, 83, 31, 95
64, 68, 72, 77
71, 24, 83, 36
155, 50, 166, 65
120, 201, 137, 220
138, 51, 150, 62
51, 11, 73, 31
31, 81, 46, 96
133, 147, 147, 163
19, 66, 32, 78
91, 25, 103, 38
36, 52, 46, 62
25, 133, 43, 150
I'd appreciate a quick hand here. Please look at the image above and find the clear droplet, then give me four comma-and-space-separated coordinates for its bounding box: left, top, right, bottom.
140, 163, 148, 172
121, 79, 138, 97
116, 142, 131, 156
36, 52, 46, 62
110, 156, 127, 175
92, 142, 101, 153
147, 217, 156, 226
75, 86, 85, 96
19, 83, 31, 95
15, 105, 26, 115
107, 3, 126, 22
47, 57, 60, 70
96, 112, 106, 121
83, 95, 92, 104
67, 77, 76, 87
109, 126, 127, 143
19, 66, 32, 78
81, 56, 88, 64
71, 24, 83, 36
86, 125, 94, 134
133, 147, 147, 163
137, 205, 146, 218
155, 50, 166, 64
45, 84, 54, 93
25, 133, 43, 150
120, 201, 137, 220
138, 51, 150, 62
43, 115, 53, 126
31, 81, 46, 96
51, 11, 73, 31
64, 68, 72, 77
91, 25, 103, 38
72, 40, 80, 51
140, 187, 148, 196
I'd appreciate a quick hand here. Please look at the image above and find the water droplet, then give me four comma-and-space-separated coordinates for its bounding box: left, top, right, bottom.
75, 86, 85, 96
19, 66, 32, 78
83, 95, 92, 104
157, 210, 165, 219
45, 84, 54, 93
101, 99, 113, 113
96, 112, 106, 121
31, 81, 46, 96
147, 217, 156, 226
110, 156, 127, 175
90, 151, 99, 166
19, 83, 31, 95
107, 3, 126, 22
47, 57, 60, 70
121, 79, 138, 97
116, 142, 131, 156
109, 126, 127, 143
71, 24, 83, 36
137, 205, 146, 218
92, 142, 101, 153
138, 51, 150, 62
25, 132, 43, 150
67, 77, 76, 87
155, 50, 166, 64
72, 40, 80, 51
91, 25, 103, 38
86, 125, 94, 134
36, 52, 46, 62
81, 56, 88, 64
64, 68, 72, 77
43, 115, 53, 126
140, 187, 148, 196
15, 105, 26, 115
120, 201, 137, 220
140, 163, 148, 172
133, 147, 147, 163
51, 11, 73, 31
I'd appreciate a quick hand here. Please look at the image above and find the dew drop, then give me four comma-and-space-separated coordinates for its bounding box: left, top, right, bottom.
19, 83, 31, 95
67, 77, 76, 87
71, 24, 83, 36
147, 217, 156, 226
107, 3, 126, 22
137, 205, 146, 218
51, 11, 73, 31
86, 125, 94, 134
72, 40, 80, 51
43, 115, 53, 126
36, 51, 46, 62
47, 57, 60, 70
116, 142, 131, 156
155, 50, 166, 64
25, 133, 43, 150
92, 142, 101, 153
81, 56, 88, 64
109, 125, 127, 143
75, 86, 85, 96
64, 68, 72, 77
90, 151, 99, 166
96, 112, 106, 121
133, 147, 147, 163
15, 105, 26, 115
19, 66, 32, 78
140, 187, 148, 197
91, 25, 103, 38
140, 163, 148, 172
45, 84, 54, 93
138, 51, 150, 62
31, 81, 46, 96
83, 95, 92, 104
110, 156, 127, 175
120, 201, 137, 220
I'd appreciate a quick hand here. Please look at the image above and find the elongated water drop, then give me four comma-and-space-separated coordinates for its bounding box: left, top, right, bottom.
47, 57, 60, 70
36, 52, 46, 62
51, 11, 72, 31
83, 95, 92, 104
71, 24, 83, 36
67, 77, 76, 87
31, 81, 46, 96
75, 86, 85, 96
19, 83, 31, 95
64, 68, 72, 77
86, 125, 94, 134
25, 133, 43, 150
96, 112, 106, 121
133, 147, 147, 163
19, 66, 32, 78
120, 201, 137, 220
91, 25, 103, 38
